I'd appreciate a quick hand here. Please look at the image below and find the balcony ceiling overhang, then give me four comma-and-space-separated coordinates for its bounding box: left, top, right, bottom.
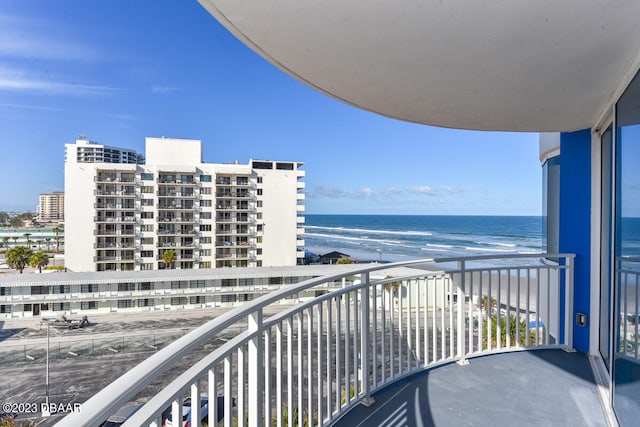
198, 0, 640, 132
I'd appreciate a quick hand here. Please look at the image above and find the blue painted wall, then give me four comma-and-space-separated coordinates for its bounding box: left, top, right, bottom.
559, 129, 591, 352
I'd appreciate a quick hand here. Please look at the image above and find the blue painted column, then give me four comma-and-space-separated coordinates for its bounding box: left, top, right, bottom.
559, 129, 591, 352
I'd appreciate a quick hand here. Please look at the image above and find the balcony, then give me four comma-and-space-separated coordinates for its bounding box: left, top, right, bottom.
158, 203, 196, 210
158, 190, 195, 198
55, 253, 611, 427
159, 178, 196, 185
95, 203, 135, 210
94, 229, 135, 236
158, 216, 195, 223
95, 255, 135, 262
157, 241, 195, 248
215, 240, 252, 248
94, 216, 136, 223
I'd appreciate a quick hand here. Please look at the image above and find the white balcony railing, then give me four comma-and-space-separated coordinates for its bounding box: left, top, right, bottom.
617, 257, 640, 361
57, 253, 574, 427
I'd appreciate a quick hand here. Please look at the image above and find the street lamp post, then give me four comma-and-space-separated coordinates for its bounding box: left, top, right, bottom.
376, 249, 382, 262
40, 320, 51, 417
46, 322, 50, 407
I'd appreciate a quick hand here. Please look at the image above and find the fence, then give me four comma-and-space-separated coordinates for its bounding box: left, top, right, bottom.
56, 254, 574, 427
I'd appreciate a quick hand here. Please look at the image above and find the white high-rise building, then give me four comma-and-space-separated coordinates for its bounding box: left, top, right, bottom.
36, 191, 65, 223
64, 137, 305, 272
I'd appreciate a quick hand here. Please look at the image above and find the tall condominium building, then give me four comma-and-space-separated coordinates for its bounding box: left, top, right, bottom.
36, 191, 65, 223
66, 137, 145, 164
64, 137, 305, 272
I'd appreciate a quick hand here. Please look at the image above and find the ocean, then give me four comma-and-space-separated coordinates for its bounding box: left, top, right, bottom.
303, 215, 543, 262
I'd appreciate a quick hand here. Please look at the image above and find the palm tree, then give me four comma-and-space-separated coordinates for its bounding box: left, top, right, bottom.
23, 232, 32, 248
45, 237, 52, 252
29, 252, 50, 273
162, 249, 177, 269
11, 236, 18, 246
52, 226, 62, 253
6, 246, 33, 273
2, 236, 8, 249
384, 275, 400, 294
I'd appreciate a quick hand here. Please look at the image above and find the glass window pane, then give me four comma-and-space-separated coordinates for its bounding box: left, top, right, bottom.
614, 69, 640, 425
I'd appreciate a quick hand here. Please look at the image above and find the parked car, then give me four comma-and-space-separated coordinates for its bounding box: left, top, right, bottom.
163, 396, 234, 427
162, 397, 207, 427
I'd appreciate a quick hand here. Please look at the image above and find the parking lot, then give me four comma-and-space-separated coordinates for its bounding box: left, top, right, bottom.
0, 309, 244, 426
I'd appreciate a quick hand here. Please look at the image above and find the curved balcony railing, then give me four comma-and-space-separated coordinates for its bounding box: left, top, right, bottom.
56, 253, 574, 427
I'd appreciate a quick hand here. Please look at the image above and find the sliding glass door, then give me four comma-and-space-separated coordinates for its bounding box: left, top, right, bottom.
600, 125, 612, 370
613, 69, 640, 426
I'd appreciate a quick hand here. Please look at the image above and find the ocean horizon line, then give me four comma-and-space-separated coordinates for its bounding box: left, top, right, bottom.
305, 213, 542, 217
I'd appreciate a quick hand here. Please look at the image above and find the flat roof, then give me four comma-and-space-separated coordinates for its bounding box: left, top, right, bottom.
0, 265, 364, 287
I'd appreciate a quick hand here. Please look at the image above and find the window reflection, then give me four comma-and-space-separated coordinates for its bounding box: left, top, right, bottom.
614, 69, 640, 426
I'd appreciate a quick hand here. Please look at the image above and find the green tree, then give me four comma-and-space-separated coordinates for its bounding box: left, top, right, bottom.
9, 218, 22, 228
162, 249, 177, 269
6, 246, 33, 273
23, 232, 32, 248
384, 275, 400, 294
11, 236, 18, 247
336, 257, 353, 264
45, 237, 52, 251
481, 314, 534, 350
2, 236, 8, 249
52, 226, 62, 253
29, 252, 50, 273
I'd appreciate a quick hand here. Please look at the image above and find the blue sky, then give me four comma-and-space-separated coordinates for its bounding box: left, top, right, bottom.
0, 0, 542, 215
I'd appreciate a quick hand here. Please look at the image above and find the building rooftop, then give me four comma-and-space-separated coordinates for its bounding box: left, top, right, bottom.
0, 264, 365, 286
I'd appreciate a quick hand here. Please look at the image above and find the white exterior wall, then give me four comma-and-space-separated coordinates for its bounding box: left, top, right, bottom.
255, 162, 305, 267
64, 161, 95, 271
65, 162, 138, 272
145, 137, 202, 165
539, 132, 561, 163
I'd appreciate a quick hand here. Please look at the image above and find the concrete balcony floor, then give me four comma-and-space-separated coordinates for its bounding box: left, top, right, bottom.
336, 349, 608, 427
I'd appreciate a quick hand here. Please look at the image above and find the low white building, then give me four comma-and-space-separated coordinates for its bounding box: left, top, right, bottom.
0, 265, 359, 319
64, 137, 305, 272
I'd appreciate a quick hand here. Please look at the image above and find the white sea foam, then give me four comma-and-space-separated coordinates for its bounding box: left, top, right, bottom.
464, 246, 512, 253
421, 247, 448, 252
303, 232, 404, 246
476, 241, 517, 248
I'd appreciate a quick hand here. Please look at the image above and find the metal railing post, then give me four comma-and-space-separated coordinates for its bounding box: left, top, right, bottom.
457, 260, 468, 365
248, 309, 264, 427
190, 381, 200, 427
564, 256, 574, 350
360, 272, 375, 406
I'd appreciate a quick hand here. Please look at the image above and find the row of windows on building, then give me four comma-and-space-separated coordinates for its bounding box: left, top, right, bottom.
97, 169, 292, 185
0, 293, 260, 313
0, 277, 303, 296
139, 173, 253, 184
